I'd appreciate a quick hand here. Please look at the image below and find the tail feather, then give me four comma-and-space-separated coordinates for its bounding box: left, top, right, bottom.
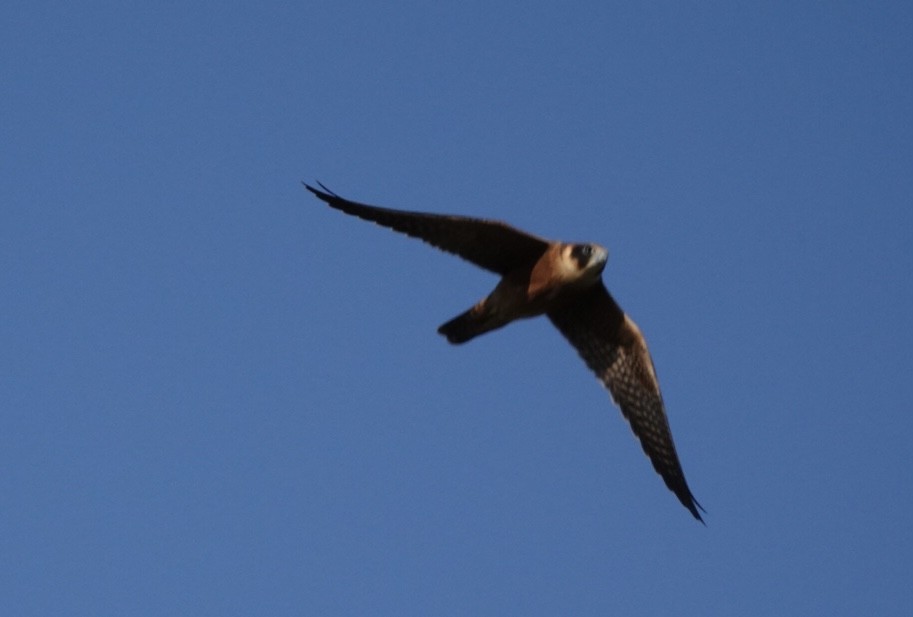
437, 309, 482, 344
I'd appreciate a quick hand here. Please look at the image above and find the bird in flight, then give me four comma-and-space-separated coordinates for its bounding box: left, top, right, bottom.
305, 182, 705, 522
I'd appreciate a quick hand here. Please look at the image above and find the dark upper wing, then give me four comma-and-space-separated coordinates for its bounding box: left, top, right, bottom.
304, 183, 550, 275
548, 282, 705, 522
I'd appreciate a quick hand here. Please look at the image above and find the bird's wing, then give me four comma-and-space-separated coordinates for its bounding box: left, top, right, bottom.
304, 183, 550, 275
547, 282, 705, 522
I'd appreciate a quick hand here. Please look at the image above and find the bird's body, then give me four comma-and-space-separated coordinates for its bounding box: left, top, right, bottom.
305, 182, 704, 522
439, 242, 608, 343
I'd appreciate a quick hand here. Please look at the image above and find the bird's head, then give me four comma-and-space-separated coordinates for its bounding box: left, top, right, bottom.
562, 242, 608, 283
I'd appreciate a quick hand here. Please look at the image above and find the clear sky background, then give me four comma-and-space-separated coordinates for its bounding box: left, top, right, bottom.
3, 2, 912, 615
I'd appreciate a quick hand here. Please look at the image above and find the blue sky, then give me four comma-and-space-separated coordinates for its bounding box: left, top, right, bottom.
3, 1, 912, 615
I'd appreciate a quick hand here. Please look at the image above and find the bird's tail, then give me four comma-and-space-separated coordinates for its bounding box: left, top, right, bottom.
438, 303, 504, 345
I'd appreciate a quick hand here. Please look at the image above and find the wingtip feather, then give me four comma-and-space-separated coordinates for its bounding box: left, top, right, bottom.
302, 181, 341, 205
688, 496, 707, 525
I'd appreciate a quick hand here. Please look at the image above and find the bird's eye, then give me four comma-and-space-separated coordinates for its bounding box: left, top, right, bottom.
570, 244, 594, 266
575, 245, 592, 257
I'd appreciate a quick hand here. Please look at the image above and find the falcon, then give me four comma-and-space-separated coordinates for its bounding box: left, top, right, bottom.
305, 182, 705, 522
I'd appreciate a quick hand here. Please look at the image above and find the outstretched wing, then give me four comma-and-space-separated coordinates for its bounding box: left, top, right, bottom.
548, 282, 705, 522
304, 183, 550, 275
